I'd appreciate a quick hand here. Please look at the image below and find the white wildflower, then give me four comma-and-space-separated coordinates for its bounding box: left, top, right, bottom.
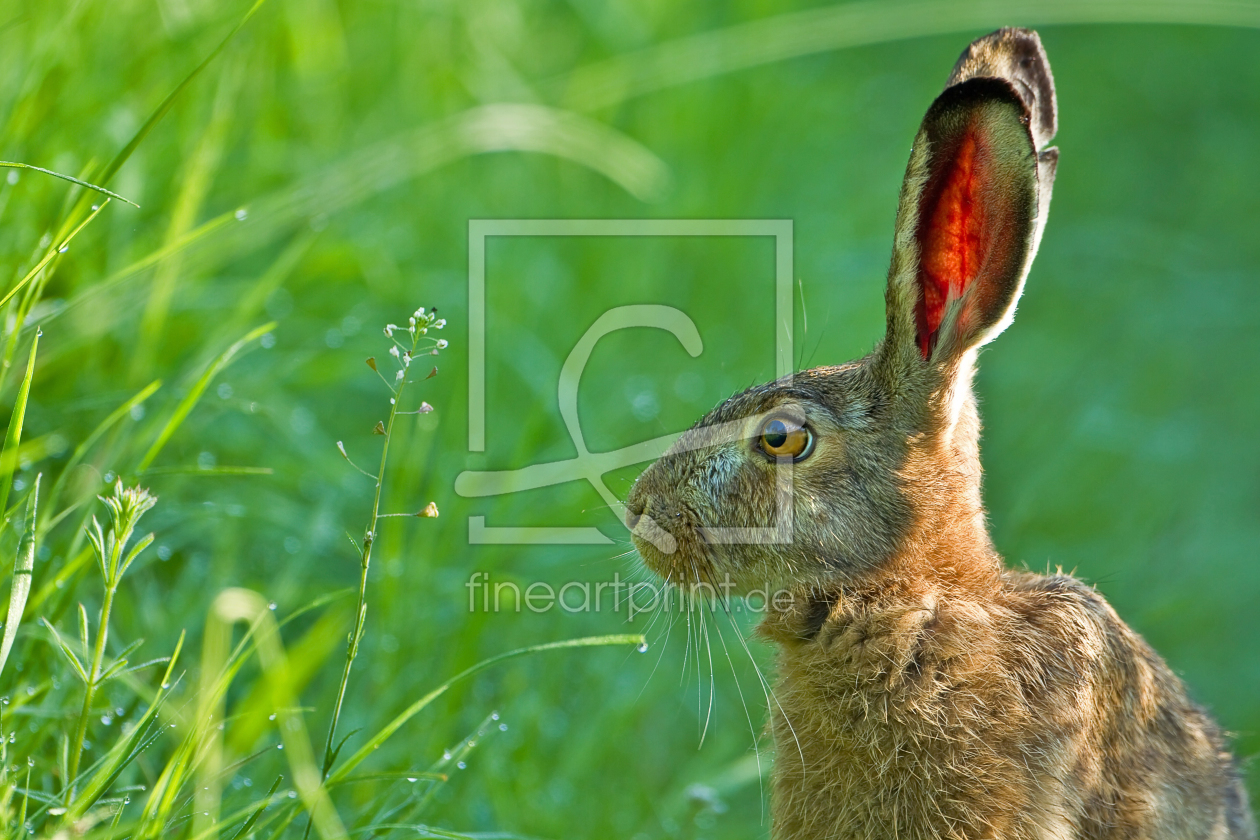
395, 369, 405, 381
384, 324, 397, 337
389, 345, 400, 358
434, 319, 446, 329
436, 339, 448, 349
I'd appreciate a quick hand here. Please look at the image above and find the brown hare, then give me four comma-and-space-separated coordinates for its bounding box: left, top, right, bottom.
625, 28, 1255, 840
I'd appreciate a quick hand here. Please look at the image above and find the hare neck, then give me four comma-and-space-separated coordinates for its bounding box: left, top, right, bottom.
891, 379, 1001, 592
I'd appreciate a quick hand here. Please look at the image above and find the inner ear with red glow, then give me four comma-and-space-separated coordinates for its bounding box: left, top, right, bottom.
912, 86, 1032, 359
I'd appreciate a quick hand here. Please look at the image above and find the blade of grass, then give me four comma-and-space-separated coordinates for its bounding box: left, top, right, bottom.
26, 545, 91, 617
194, 588, 347, 840
227, 775, 283, 840
135, 322, 276, 473
0, 162, 138, 206
558, 0, 1260, 111
48, 104, 672, 338
0, 474, 40, 680
0, 201, 110, 312
53, 0, 272, 243
64, 633, 185, 822
326, 634, 646, 785
0, 329, 40, 522
42, 380, 162, 534
136, 465, 274, 477
132, 57, 243, 385
226, 602, 350, 756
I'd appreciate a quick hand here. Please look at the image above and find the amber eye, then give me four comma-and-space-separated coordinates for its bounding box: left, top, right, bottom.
757, 417, 814, 461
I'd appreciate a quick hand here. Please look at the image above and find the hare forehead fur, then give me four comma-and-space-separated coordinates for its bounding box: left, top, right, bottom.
624, 26, 1254, 840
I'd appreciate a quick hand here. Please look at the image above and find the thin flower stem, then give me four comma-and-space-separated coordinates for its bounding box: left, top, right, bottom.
309, 341, 411, 837
66, 573, 118, 800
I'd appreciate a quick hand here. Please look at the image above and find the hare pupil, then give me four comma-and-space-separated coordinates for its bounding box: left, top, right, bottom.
764, 420, 789, 449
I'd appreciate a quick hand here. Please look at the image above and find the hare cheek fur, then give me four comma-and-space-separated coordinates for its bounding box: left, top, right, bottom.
625, 28, 1255, 840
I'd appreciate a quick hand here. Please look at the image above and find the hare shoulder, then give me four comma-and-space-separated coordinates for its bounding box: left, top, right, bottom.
760, 571, 1252, 839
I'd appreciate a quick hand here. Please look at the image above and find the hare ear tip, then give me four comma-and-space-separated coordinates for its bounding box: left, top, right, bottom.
948, 27, 1058, 145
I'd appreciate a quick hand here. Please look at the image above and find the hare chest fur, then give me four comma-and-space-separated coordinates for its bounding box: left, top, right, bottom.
625, 28, 1255, 840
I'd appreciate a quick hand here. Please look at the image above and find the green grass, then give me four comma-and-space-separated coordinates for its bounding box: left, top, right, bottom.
0, 1, 1257, 837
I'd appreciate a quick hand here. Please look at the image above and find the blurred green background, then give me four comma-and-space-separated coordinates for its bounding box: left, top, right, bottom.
3, 0, 1258, 836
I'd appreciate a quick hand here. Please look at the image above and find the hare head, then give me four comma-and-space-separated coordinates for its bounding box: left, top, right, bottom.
626, 28, 1059, 597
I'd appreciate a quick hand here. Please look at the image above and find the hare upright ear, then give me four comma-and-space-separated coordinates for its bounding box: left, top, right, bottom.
883, 28, 1058, 370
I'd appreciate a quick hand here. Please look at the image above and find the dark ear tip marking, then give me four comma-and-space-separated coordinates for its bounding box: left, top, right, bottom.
947, 28, 1058, 149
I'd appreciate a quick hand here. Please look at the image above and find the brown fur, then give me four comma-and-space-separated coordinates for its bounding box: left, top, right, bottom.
625, 28, 1254, 840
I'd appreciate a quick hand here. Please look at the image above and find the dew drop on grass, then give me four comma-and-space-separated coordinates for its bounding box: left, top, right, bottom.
499, 723, 508, 732
100, 715, 112, 725
456, 761, 466, 770
27, 757, 33, 767
161, 682, 170, 690
491, 712, 499, 721
235, 208, 248, 221
287, 791, 297, 798
268, 714, 276, 721
268, 602, 277, 611
407, 777, 417, 783
1, 697, 8, 705
637, 642, 649, 653
442, 751, 451, 760
58, 245, 68, 253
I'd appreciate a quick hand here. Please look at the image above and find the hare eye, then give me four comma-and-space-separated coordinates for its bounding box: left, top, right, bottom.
758, 417, 814, 461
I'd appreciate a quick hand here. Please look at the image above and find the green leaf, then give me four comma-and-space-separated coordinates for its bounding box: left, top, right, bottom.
96, 657, 129, 683
119, 532, 155, 577
78, 602, 89, 653
0, 474, 40, 679
42, 618, 89, 684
